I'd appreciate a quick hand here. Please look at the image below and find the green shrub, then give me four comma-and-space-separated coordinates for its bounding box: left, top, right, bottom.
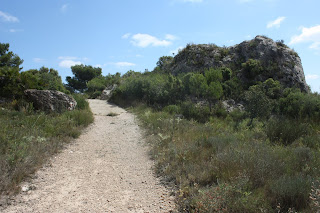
193, 177, 271, 213
163, 105, 181, 115
279, 89, 320, 121
244, 85, 272, 121
265, 118, 311, 146
91, 90, 102, 99
301, 135, 320, 150
72, 93, 89, 110
192, 184, 231, 212
21, 67, 68, 93
189, 74, 208, 98
268, 174, 312, 211
64, 110, 94, 127
10, 99, 34, 113
0, 67, 22, 98
87, 76, 106, 92
181, 101, 210, 123
132, 105, 320, 212
242, 59, 263, 79
213, 104, 228, 118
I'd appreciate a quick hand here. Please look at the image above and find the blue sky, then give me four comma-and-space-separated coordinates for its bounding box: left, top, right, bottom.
1, 0, 320, 92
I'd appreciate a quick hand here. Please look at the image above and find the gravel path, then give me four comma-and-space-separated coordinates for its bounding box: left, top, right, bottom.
2, 99, 175, 213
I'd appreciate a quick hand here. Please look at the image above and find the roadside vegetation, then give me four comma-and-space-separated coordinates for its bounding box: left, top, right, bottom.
107, 53, 320, 212
0, 43, 94, 195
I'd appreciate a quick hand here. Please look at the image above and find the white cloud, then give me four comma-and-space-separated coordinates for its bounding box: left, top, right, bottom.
0, 11, 19, 23
60, 4, 69, 13
114, 62, 136, 67
130, 33, 173, 47
170, 46, 184, 55
290, 25, 320, 46
122, 33, 131, 39
267, 16, 286, 29
306, 74, 319, 80
33, 58, 46, 63
9, 29, 23, 33
95, 64, 102, 68
165, 34, 178, 40
59, 60, 82, 68
310, 42, 320, 50
58, 56, 83, 68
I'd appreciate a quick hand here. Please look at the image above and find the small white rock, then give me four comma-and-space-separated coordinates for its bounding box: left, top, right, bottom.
21, 185, 30, 192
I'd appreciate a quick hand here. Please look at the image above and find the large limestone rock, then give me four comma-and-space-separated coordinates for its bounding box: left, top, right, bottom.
100, 84, 117, 100
24, 89, 77, 112
170, 35, 309, 92
222, 99, 244, 113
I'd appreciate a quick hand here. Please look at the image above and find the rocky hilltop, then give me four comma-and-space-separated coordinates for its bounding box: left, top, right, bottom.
170, 35, 309, 92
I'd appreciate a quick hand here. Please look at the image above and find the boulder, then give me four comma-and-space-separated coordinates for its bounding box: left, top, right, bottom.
170, 35, 309, 92
24, 89, 77, 112
100, 84, 117, 100
222, 99, 244, 113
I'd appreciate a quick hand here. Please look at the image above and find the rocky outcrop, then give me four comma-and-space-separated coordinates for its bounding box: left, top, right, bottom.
100, 84, 117, 100
222, 99, 244, 113
170, 35, 309, 92
24, 89, 77, 112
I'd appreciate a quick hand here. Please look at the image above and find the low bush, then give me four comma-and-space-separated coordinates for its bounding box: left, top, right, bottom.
0, 95, 93, 194
180, 101, 211, 123
91, 91, 102, 99
265, 118, 311, 146
163, 104, 181, 115
132, 105, 320, 212
268, 174, 312, 211
72, 93, 90, 110
279, 89, 320, 122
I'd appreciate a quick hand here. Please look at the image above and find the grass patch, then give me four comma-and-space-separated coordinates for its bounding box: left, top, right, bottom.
0, 95, 93, 195
132, 105, 320, 212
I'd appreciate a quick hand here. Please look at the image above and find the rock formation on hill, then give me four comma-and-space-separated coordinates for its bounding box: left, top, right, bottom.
170, 35, 309, 92
24, 89, 77, 112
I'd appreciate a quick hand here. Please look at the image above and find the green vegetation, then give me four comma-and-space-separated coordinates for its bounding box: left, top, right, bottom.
0, 94, 93, 194
20, 67, 69, 93
0, 43, 94, 195
65, 65, 121, 98
131, 103, 319, 212
1, 43, 68, 98
1, 39, 319, 212
109, 53, 320, 212
0, 43, 23, 69
86, 73, 121, 98
65, 64, 102, 93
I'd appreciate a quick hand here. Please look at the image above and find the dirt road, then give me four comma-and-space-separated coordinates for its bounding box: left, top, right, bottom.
2, 99, 175, 213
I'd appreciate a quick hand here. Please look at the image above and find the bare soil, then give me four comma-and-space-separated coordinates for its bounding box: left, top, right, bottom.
1, 99, 175, 213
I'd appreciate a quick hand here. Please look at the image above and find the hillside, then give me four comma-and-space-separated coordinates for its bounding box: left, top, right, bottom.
170, 35, 308, 92
106, 36, 320, 212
